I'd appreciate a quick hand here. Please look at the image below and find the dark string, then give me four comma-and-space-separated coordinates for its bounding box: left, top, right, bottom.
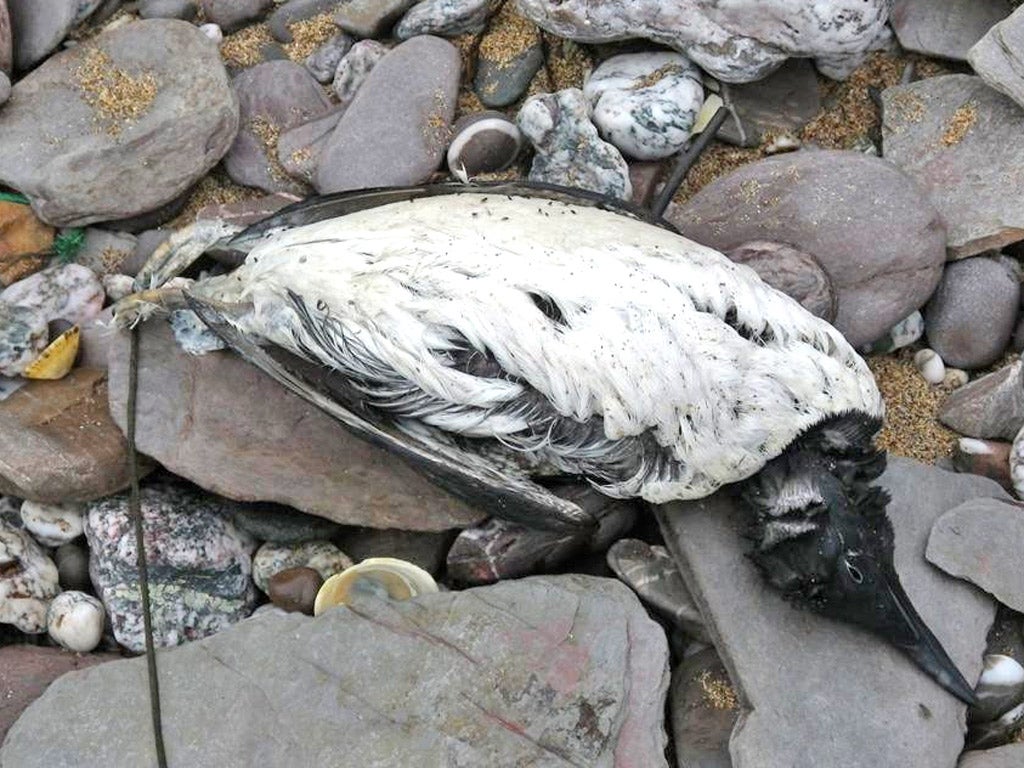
649, 105, 730, 221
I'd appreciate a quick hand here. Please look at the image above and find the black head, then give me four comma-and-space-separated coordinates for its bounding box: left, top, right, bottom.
742, 447, 977, 705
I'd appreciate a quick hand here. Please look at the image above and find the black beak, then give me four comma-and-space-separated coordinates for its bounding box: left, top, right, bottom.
870, 575, 978, 706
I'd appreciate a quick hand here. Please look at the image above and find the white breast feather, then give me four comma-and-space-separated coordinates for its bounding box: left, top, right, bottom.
193, 194, 883, 503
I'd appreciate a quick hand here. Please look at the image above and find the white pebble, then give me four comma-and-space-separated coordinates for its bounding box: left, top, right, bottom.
979, 654, 1024, 687
46, 591, 105, 652
1010, 423, 1024, 500
913, 348, 945, 385
943, 368, 969, 388
958, 438, 994, 456
20, 501, 85, 547
200, 23, 223, 43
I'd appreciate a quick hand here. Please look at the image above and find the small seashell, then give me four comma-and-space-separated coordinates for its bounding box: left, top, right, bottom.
314, 557, 438, 616
22, 326, 80, 380
913, 348, 945, 385
944, 368, 969, 388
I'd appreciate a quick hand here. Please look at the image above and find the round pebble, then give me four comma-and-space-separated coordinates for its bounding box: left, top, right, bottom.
267, 566, 323, 615
200, 23, 224, 44
54, 541, 92, 593
46, 591, 105, 652
20, 500, 85, 547
252, 540, 353, 592
447, 111, 523, 179
0, 302, 48, 378
914, 348, 946, 385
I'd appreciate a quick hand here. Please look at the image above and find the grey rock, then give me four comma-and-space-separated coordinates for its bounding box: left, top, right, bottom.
669, 150, 946, 348
474, 40, 542, 108
0, 0, 11, 74
86, 483, 257, 651
518, 88, 632, 201
718, 58, 821, 148
970, 654, 1024, 725
0, 70, 10, 105
225, 60, 332, 195
335, 527, 453, 575
231, 504, 342, 544
54, 540, 91, 593
516, 0, 891, 83
939, 360, 1024, 440
1, 575, 670, 768
925, 256, 1020, 369
137, 0, 197, 20
74, 228, 138, 276
304, 31, 351, 83
447, 486, 636, 584
969, 7, 1024, 111
199, 0, 272, 33
882, 75, 1024, 259
252, 540, 351, 592
0, 19, 238, 227
267, 0, 342, 42
330, 38, 387, 106
583, 52, 704, 161
891, 0, 1011, 61
1, 263, 104, 326
0, 368, 136, 503
961, 744, 1024, 767
446, 111, 522, 178
656, 457, 1004, 768
670, 647, 738, 768
277, 106, 343, 185
7, 0, 77, 71
395, 0, 499, 39
927, 498, 1024, 613
106, 321, 485, 531
71, 0, 104, 25
726, 240, 838, 322
606, 538, 708, 642
333, 0, 415, 38
315, 36, 460, 194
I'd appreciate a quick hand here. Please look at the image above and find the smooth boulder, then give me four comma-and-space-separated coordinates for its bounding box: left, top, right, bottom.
0, 19, 238, 227
669, 150, 946, 348
106, 321, 484, 531
1, 576, 670, 767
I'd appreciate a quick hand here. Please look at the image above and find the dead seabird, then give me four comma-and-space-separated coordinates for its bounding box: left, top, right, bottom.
114, 182, 977, 704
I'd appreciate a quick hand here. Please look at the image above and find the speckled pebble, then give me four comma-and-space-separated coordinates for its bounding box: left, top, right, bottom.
0, 302, 48, 377
46, 591, 104, 652
447, 111, 522, 178
331, 39, 388, 108
1, 264, 104, 327
252, 540, 353, 592
20, 500, 85, 547
583, 52, 703, 161
517, 88, 632, 201
267, 566, 323, 614
394, 0, 499, 39
914, 348, 946, 385
0, 520, 59, 634
304, 32, 352, 84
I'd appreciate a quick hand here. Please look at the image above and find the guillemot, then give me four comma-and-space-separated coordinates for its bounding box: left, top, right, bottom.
115, 182, 976, 704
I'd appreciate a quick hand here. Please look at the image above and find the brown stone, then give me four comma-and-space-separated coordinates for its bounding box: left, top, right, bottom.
0, 646, 119, 744
267, 566, 322, 614
107, 322, 485, 531
726, 239, 838, 321
0, 368, 136, 502
0, 201, 54, 287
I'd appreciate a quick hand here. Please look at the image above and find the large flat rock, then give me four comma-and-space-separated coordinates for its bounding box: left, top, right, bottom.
0, 368, 134, 502
668, 150, 946, 348
107, 321, 484, 531
882, 75, 1024, 258
1, 575, 670, 767
969, 7, 1024, 111
891, 0, 1012, 61
927, 498, 1024, 613
656, 458, 1004, 768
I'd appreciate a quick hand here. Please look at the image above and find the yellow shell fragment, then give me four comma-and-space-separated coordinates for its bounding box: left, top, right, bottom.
22, 326, 80, 380
690, 94, 724, 136
313, 557, 439, 616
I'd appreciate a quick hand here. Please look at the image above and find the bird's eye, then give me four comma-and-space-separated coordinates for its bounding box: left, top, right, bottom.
844, 559, 864, 584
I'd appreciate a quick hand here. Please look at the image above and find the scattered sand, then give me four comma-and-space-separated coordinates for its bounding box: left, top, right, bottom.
672, 143, 765, 204
167, 171, 262, 229
478, 4, 539, 69
249, 116, 292, 182
941, 102, 977, 147
698, 670, 739, 711
867, 352, 959, 464
283, 13, 339, 62
220, 23, 275, 68
526, 34, 590, 96
74, 47, 158, 136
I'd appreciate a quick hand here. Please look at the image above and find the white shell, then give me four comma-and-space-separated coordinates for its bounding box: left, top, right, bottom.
20, 500, 85, 547
46, 591, 105, 652
314, 557, 438, 616
914, 348, 946, 385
